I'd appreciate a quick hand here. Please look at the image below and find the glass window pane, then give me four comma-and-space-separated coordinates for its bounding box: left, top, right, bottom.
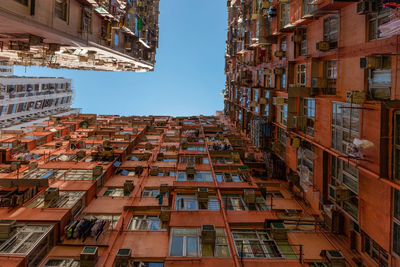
249, 240, 265, 257
170, 236, 183, 256
395, 190, 400, 221
186, 236, 198, 257
394, 222, 400, 256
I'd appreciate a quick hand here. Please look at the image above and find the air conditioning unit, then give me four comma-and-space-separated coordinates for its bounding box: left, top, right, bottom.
160, 183, 169, 194
11, 140, 21, 148
243, 189, 256, 204
76, 150, 86, 160
201, 225, 216, 244
160, 207, 171, 222
93, 166, 103, 178
273, 96, 286, 106
55, 141, 63, 149
157, 153, 165, 161
114, 248, 131, 267
0, 220, 17, 240
124, 180, 134, 195
274, 50, 285, 58
316, 41, 331, 52
80, 246, 98, 267
360, 56, 382, 69
274, 68, 284, 75
198, 188, 209, 201
250, 101, 257, 108
357, 0, 376, 15
312, 77, 328, 88
29, 162, 38, 170
290, 137, 300, 148
328, 184, 351, 202
271, 222, 287, 240
292, 116, 307, 130
29, 35, 43, 45
258, 97, 268, 105
320, 250, 346, 267
346, 90, 366, 104
48, 43, 61, 51
150, 166, 159, 176
186, 166, 196, 175
44, 187, 59, 203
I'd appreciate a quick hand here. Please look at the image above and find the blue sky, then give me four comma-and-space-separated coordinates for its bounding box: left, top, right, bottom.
14, 0, 227, 116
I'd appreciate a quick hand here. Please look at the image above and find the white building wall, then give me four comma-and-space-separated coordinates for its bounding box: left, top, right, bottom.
0, 76, 75, 128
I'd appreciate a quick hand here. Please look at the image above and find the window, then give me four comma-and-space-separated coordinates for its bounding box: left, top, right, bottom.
297, 142, 314, 186
163, 157, 177, 162
368, 68, 391, 100
222, 195, 255, 211
280, 38, 287, 52
324, 15, 338, 42
169, 228, 199, 257
169, 228, 230, 257
325, 60, 337, 94
331, 156, 359, 194
393, 112, 400, 182
103, 187, 128, 197
300, 39, 307, 56
175, 194, 219, 211
203, 228, 230, 257
212, 157, 234, 165
127, 215, 165, 231
232, 230, 288, 258
363, 232, 388, 267
142, 189, 161, 197
368, 0, 391, 40
281, 72, 287, 90
186, 146, 206, 151
277, 127, 287, 146
179, 156, 208, 164
133, 263, 163, 267
175, 194, 198, 210
393, 189, 400, 257
331, 102, 360, 153
215, 172, 244, 182
302, 0, 317, 16
199, 195, 220, 210
264, 103, 270, 117
280, 3, 290, 29
81, 7, 92, 33
55, 0, 68, 21
296, 64, 306, 86
44, 259, 79, 267
114, 32, 119, 47
177, 171, 213, 182
156, 170, 176, 177
278, 104, 288, 126
302, 98, 315, 136
331, 155, 359, 220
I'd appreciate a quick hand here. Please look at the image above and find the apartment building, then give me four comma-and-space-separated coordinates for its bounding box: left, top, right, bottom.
224, 0, 400, 266
0, 0, 160, 72
0, 113, 361, 267
0, 63, 79, 129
